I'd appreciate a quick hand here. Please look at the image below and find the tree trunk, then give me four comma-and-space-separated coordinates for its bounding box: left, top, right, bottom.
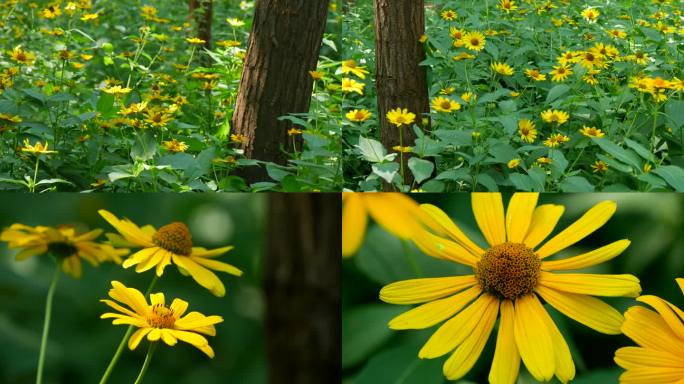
265, 194, 341, 384
374, 0, 430, 187
189, 0, 213, 52
232, 0, 330, 183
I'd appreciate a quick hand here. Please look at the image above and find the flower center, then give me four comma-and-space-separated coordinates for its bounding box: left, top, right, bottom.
47, 241, 78, 258
153, 222, 193, 256
475, 242, 541, 300
147, 303, 176, 328
471, 38, 480, 46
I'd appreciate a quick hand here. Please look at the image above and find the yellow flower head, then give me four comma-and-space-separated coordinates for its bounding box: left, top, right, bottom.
80, 12, 99, 21
392, 145, 412, 153
101, 281, 223, 358
103, 85, 133, 95
309, 70, 325, 81
591, 160, 609, 173
230, 133, 247, 144
440, 87, 456, 95
341, 78, 365, 95
386, 108, 416, 127
540, 109, 569, 125
518, 119, 537, 143
497, 0, 517, 13
461, 92, 477, 103
580, 126, 605, 138
143, 107, 174, 127
21, 139, 57, 154
40, 4, 62, 19
440, 9, 458, 21
381, 193, 639, 382
98, 210, 243, 297
346, 109, 372, 122
581, 7, 600, 22
507, 158, 521, 169
341, 60, 369, 79
9, 46, 36, 65
491, 62, 514, 76
226, 18, 245, 27
162, 139, 189, 153
431, 96, 461, 113
550, 65, 573, 82
186, 37, 206, 45
462, 31, 486, 51
524, 68, 546, 81
544, 133, 570, 148
287, 127, 302, 136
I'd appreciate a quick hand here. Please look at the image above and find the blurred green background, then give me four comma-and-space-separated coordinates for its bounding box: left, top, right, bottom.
342, 193, 684, 384
0, 193, 267, 384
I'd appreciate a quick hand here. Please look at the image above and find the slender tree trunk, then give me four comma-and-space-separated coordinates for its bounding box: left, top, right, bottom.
232, 0, 329, 183
189, 0, 213, 52
374, 0, 430, 187
265, 194, 341, 384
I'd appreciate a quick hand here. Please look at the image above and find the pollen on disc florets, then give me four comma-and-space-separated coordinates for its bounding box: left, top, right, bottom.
148, 303, 176, 328
153, 222, 193, 256
475, 242, 541, 300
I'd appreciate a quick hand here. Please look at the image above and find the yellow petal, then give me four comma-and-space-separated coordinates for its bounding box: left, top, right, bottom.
538, 271, 641, 297
472, 193, 506, 246
542, 240, 631, 271
513, 294, 555, 382
155, 249, 173, 276
173, 255, 225, 297
536, 200, 616, 258
538, 301, 576, 383
170, 330, 213, 357
523, 204, 564, 249
170, 298, 189, 318
619, 367, 684, 384
98, 209, 155, 247
622, 306, 684, 355
489, 300, 520, 384
122, 247, 159, 269
637, 295, 684, 339
128, 328, 151, 350
149, 292, 165, 307
419, 293, 495, 359
175, 313, 224, 330
160, 329, 178, 346
535, 285, 623, 334
15, 246, 47, 261
147, 328, 161, 341
443, 294, 499, 380
364, 193, 423, 239
388, 285, 481, 330
419, 204, 483, 255
109, 281, 149, 316
342, 194, 368, 257
380, 275, 477, 305
191, 257, 243, 276
615, 347, 684, 370
412, 229, 479, 266
677, 278, 684, 296
505, 193, 539, 243
135, 248, 165, 273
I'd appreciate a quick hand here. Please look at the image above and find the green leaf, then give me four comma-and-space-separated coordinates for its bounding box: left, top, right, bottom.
408, 158, 434, 183
357, 137, 393, 163
509, 173, 533, 191
560, 176, 595, 192
623, 138, 655, 162
266, 164, 290, 182
353, 344, 445, 384
130, 131, 157, 161
476, 173, 498, 191
664, 99, 684, 128
592, 138, 641, 170
527, 167, 546, 192
546, 84, 570, 103
341, 304, 404, 369
652, 166, 684, 191
372, 163, 399, 183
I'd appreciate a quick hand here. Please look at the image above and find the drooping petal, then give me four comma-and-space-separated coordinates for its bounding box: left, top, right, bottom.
443, 295, 499, 381
379, 275, 477, 305
619, 367, 684, 384
175, 313, 224, 330
505, 193, 539, 243
524, 204, 565, 249
190, 257, 243, 276
419, 204, 483, 255
412, 229, 479, 266
535, 200, 617, 258
147, 328, 161, 341
364, 193, 424, 239
489, 300, 520, 384
98, 210, 155, 247
472, 193, 506, 246
388, 286, 481, 330
128, 328, 152, 350
419, 294, 496, 359
122, 247, 159, 269
535, 285, 623, 334
513, 294, 555, 382
173, 255, 225, 297
15, 245, 48, 261
135, 248, 166, 273
170, 330, 213, 358
72, 228, 103, 242
190, 246, 234, 258
342, 193, 367, 257
615, 347, 684, 370
159, 329, 178, 346
538, 272, 641, 297
541, 240, 631, 271
155, 249, 173, 276
538, 301, 576, 383
637, 295, 684, 339
622, 306, 684, 355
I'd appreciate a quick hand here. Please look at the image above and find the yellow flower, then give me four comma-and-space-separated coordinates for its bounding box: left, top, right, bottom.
452, 52, 476, 61
162, 139, 189, 153
143, 107, 174, 127
392, 146, 412, 153
287, 128, 302, 136
540, 109, 569, 125
580, 126, 605, 138
544, 133, 570, 148
536, 156, 553, 165
461, 92, 476, 103
518, 119, 537, 143
581, 7, 600, 22
98, 210, 242, 297
341, 60, 369, 79
462, 31, 486, 51
341, 78, 365, 95
0, 113, 22, 123
119, 101, 148, 116
431, 96, 461, 113
615, 279, 684, 383
0, 224, 127, 278
100, 281, 223, 358
103, 85, 133, 95
381, 193, 640, 382
80, 12, 99, 21
186, 37, 206, 45
524, 68, 546, 81
346, 109, 372, 122
497, 0, 517, 13
386, 108, 416, 127
591, 160, 609, 173
230, 133, 247, 143
578, 51, 605, 70
440, 9, 458, 21
491, 62, 514, 76
309, 70, 325, 81
40, 4, 62, 19
507, 158, 521, 169
226, 18, 245, 27
441, 87, 456, 95
21, 139, 57, 154
643, 163, 653, 173
550, 65, 572, 82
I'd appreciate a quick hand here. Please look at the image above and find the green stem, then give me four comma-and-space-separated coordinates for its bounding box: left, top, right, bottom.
36, 267, 62, 384
98, 275, 158, 384
399, 127, 405, 187
31, 156, 40, 193
133, 342, 157, 384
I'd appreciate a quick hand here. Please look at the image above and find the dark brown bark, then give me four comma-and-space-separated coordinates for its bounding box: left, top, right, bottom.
189, 0, 213, 52
232, 0, 329, 182
374, 0, 430, 187
265, 194, 341, 384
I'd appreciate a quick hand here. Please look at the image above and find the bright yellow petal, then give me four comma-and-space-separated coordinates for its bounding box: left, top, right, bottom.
147, 328, 161, 341
419, 204, 483, 255
538, 271, 641, 297
535, 285, 623, 334
619, 367, 684, 384
412, 229, 479, 266
155, 249, 173, 276
364, 193, 423, 239
513, 294, 555, 382
15, 245, 47, 261
677, 278, 684, 296
542, 240, 631, 271
160, 329, 178, 346
149, 292, 165, 307
173, 255, 226, 297
100, 299, 143, 319
109, 281, 149, 316
170, 330, 213, 357
622, 306, 684, 355
135, 248, 165, 273
538, 301, 576, 383
523, 204, 565, 249
443, 294, 499, 381
342, 194, 367, 257
535, 200, 616, 258
419, 293, 496, 359
98, 210, 155, 247
472, 193, 506, 246
191, 257, 243, 276
505, 193, 539, 243
169, 298, 189, 318
388, 285, 481, 330
175, 313, 224, 330
615, 347, 684, 370
122, 247, 159, 269
379, 275, 477, 305
190, 246, 234, 258
128, 328, 152, 350
637, 295, 684, 339
489, 300, 520, 384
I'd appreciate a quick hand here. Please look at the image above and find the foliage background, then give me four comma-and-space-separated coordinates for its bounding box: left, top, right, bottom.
0, 193, 268, 384
342, 193, 684, 383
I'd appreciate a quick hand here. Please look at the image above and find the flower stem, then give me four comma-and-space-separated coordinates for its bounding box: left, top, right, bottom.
133, 342, 157, 384
98, 275, 158, 384
36, 266, 61, 384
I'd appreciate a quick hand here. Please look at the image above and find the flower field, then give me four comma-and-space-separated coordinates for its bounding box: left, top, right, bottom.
343, 0, 684, 192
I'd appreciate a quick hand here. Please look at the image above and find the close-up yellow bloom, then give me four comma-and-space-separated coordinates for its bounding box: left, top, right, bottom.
341, 78, 365, 95
518, 119, 537, 143
540, 109, 569, 125
580, 126, 606, 138
491, 61, 514, 76
550, 65, 572, 82
346, 109, 373, 122
380, 193, 641, 382
431, 96, 461, 113
341, 60, 369, 79
101, 281, 223, 358
462, 31, 486, 51
21, 139, 57, 154
98, 210, 242, 297
386, 108, 416, 127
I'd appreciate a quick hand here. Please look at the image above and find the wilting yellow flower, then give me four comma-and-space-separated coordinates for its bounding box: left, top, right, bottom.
341, 60, 369, 79
525, 69, 546, 81
9, 46, 36, 65
346, 109, 372, 122
101, 281, 223, 357
497, 0, 517, 13
0, 224, 127, 278
381, 193, 640, 382
540, 109, 569, 125
580, 126, 605, 138
462, 31, 486, 51
162, 139, 189, 153
615, 279, 684, 383
341, 78, 365, 95
186, 37, 206, 45
431, 97, 461, 113
581, 7, 600, 22
491, 62, 514, 76
507, 158, 521, 169
518, 119, 537, 143
0, 113, 22, 123
386, 108, 416, 127
440, 9, 458, 21
440, 87, 456, 95
99, 210, 242, 297
591, 160, 609, 173
550, 65, 572, 82
21, 139, 57, 154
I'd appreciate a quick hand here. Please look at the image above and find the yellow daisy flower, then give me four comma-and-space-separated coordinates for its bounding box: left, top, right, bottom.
101, 281, 223, 358
440, 9, 458, 21
544, 133, 570, 148
162, 139, 189, 153
98, 210, 242, 297
463, 31, 486, 51
550, 65, 572, 82
518, 119, 537, 143
21, 139, 57, 154
580, 126, 605, 138
507, 158, 521, 169
497, 0, 517, 13
581, 7, 600, 22
341, 60, 369, 79
186, 37, 206, 45
591, 160, 609, 173
491, 61, 514, 76
381, 193, 640, 382
346, 109, 372, 122
9, 46, 36, 65
431, 96, 461, 113
386, 108, 416, 127
525, 68, 547, 81
540, 109, 569, 125
341, 78, 365, 95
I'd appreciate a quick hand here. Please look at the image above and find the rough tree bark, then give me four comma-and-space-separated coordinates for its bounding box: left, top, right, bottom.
189, 0, 213, 52
374, 0, 430, 187
265, 194, 341, 384
233, 0, 330, 183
